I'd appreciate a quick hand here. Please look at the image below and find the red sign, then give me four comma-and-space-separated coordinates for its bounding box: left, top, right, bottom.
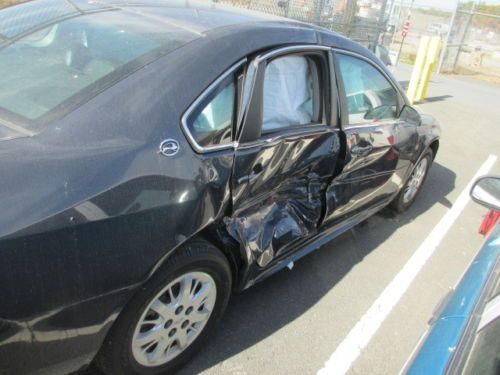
401, 20, 411, 37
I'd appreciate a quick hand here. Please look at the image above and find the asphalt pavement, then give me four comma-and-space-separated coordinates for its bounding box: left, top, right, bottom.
84, 64, 500, 375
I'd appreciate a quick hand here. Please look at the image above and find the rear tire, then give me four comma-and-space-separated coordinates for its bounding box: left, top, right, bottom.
96, 238, 232, 375
390, 149, 433, 213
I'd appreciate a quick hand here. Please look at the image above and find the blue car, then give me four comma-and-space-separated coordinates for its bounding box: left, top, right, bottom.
404, 176, 500, 375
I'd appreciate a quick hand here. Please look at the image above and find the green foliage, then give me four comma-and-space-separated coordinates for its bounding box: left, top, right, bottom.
459, 1, 500, 16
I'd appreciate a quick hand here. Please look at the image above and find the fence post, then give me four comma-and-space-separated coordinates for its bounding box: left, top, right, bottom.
389, 0, 404, 49
285, 0, 291, 17
437, 0, 459, 74
343, 0, 357, 37
377, 0, 389, 43
315, 0, 325, 24
451, 1, 477, 72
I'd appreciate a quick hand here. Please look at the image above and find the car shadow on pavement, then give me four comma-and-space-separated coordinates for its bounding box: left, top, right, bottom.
83, 162, 455, 375
398, 79, 438, 91
415, 95, 453, 104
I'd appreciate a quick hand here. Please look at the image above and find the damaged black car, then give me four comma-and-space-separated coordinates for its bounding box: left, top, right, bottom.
0, 1, 441, 374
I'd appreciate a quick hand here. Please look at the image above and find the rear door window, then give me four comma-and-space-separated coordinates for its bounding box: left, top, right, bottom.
185, 74, 236, 149
261, 55, 322, 134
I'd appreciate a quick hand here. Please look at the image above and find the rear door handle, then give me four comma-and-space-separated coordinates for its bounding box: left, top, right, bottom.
237, 163, 263, 184
351, 144, 373, 156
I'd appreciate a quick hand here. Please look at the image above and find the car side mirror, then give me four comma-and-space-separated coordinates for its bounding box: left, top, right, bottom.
470, 176, 500, 211
399, 105, 422, 126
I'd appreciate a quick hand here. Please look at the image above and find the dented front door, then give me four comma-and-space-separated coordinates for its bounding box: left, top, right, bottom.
322, 51, 417, 225
225, 46, 340, 271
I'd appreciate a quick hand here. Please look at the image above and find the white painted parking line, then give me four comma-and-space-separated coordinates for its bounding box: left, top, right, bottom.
318, 154, 498, 375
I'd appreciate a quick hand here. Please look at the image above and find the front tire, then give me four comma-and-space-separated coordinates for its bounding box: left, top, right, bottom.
96, 238, 232, 375
390, 149, 433, 213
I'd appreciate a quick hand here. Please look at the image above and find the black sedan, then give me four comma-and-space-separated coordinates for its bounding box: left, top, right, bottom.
0, 1, 441, 374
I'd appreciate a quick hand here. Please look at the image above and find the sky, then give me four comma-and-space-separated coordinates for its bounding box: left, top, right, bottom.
404, 0, 500, 11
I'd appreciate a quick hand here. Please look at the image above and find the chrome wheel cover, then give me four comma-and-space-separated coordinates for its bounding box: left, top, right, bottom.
131, 272, 217, 367
403, 157, 428, 203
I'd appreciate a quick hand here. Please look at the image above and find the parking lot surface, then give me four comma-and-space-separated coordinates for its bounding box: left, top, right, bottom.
84, 65, 499, 375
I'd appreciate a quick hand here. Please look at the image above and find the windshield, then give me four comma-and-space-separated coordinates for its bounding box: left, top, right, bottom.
0, 7, 198, 130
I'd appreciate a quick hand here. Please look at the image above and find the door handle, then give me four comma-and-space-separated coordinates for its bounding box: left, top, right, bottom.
351, 144, 373, 156
237, 163, 263, 184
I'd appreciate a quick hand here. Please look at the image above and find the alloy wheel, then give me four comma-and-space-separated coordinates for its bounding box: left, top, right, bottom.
403, 157, 429, 204
131, 272, 217, 367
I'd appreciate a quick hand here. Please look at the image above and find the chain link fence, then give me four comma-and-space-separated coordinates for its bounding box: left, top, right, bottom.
1, 0, 498, 81
215, 0, 390, 46
440, 4, 500, 81
386, 5, 452, 65
219, 0, 500, 82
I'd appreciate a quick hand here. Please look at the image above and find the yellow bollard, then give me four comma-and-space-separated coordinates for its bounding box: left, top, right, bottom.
414, 36, 441, 102
406, 36, 430, 104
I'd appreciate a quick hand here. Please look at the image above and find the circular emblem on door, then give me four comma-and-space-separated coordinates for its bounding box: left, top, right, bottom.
159, 139, 180, 157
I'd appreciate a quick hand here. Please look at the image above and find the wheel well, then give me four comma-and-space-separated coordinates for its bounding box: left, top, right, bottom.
141, 224, 241, 295
429, 140, 439, 160
189, 226, 241, 290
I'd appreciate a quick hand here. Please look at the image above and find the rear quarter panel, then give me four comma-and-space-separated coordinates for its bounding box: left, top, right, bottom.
0, 23, 320, 374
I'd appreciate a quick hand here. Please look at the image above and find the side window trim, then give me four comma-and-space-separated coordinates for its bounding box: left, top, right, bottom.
181, 58, 246, 154
237, 124, 332, 150
238, 45, 334, 145
332, 49, 405, 129
328, 49, 340, 129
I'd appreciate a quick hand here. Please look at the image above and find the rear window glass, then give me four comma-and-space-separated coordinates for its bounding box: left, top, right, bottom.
0, 9, 197, 126
186, 74, 235, 149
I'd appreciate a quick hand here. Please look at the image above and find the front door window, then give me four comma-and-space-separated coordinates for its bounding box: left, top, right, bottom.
337, 54, 399, 125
